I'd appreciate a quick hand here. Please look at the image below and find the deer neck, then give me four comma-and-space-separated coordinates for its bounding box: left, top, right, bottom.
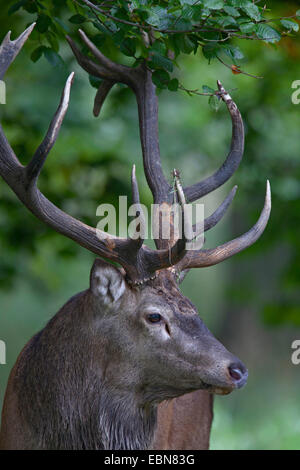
96, 384, 157, 450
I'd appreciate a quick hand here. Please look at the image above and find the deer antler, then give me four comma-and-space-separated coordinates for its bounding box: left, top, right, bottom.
0, 24, 188, 285
71, 32, 240, 242
68, 29, 270, 274
0, 25, 271, 287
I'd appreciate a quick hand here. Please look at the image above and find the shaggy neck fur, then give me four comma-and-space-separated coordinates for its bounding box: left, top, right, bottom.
15, 292, 157, 450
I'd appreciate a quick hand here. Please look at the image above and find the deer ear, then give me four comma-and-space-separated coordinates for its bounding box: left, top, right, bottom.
90, 259, 126, 304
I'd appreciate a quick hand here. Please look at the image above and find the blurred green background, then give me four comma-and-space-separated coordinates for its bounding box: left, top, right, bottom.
1, 0, 300, 450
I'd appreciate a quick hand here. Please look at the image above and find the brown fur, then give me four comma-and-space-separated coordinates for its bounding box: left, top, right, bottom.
153, 392, 213, 450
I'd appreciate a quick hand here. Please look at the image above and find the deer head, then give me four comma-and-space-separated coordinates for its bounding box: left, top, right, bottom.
89, 258, 249, 401
0, 25, 271, 449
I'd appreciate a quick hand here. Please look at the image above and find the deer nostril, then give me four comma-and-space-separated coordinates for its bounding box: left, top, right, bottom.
228, 362, 248, 388
229, 367, 243, 381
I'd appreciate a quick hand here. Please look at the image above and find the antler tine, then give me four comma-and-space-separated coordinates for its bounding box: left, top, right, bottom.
78, 29, 136, 87
199, 185, 238, 233
0, 27, 121, 261
131, 164, 141, 205
67, 31, 140, 102
0, 23, 36, 79
177, 181, 271, 270
130, 164, 145, 248
168, 185, 237, 284
93, 80, 116, 117
140, 169, 188, 274
0, 25, 38, 181
173, 169, 188, 256
66, 35, 115, 81
26, 72, 75, 183
155, 169, 187, 266
183, 80, 244, 203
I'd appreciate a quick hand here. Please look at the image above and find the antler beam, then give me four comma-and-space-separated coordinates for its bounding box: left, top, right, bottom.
68, 31, 171, 206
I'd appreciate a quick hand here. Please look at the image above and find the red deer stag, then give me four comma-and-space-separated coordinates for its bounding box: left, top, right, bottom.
0, 25, 271, 450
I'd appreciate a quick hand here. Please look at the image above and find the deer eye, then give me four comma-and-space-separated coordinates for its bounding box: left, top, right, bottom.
147, 313, 162, 323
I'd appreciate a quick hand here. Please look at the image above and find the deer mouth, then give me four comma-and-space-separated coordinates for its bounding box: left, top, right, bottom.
201, 371, 248, 395
193, 382, 234, 395
208, 386, 233, 395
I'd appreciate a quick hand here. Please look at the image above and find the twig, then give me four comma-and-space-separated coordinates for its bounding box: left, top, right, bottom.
178, 83, 237, 97
217, 56, 263, 79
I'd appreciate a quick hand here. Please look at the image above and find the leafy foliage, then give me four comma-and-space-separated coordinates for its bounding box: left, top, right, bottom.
8, 0, 299, 103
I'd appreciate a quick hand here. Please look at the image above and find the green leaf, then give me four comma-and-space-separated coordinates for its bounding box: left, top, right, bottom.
151, 40, 167, 55
223, 6, 240, 17
90, 34, 105, 49
93, 21, 109, 34
130, 0, 140, 8
176, 34, 195, 54
43, 48, 64, 67
205, 0, 224, 10
36, 14, 52, 33
30, 46, 46, 63
192, 5, 204, 21
202, 43, 220, 62
146, 6, 168, 27
8, 0, 26, 15
296, 10, 300, 20
280, 19, 299, 33
180, 0, 197, 5
68, 14, 86, 24
171, 18, 193, 31
209, 94, 221, 111
216, 16, 237, 27
23, 2, 38, 13
223, 44, 244, 60
168, 78, 179, 91
202, 85, 215, 94
181, 5, 195, 20
256, 24, 281, 43
120, 38, 136, 57
241, 3, 261, 22
149, 51, 173, 72
152, 69, 170, 89
46, 32, 59, 52
54, 17, 71, 34
239, 21, 256, 34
